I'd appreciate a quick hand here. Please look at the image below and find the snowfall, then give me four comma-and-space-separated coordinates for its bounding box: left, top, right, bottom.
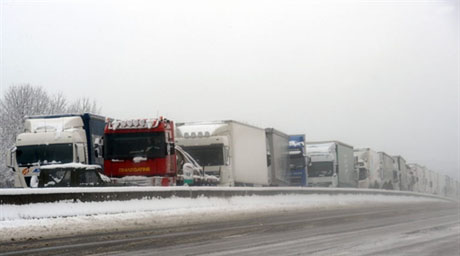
0, 191, 444, 242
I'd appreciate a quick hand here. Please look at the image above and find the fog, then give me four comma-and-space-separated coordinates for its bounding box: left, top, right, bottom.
0, 0, 458, 178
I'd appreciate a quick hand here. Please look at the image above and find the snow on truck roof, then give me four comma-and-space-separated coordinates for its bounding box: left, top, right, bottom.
175, 120, 265, 138
306, 143, 335, 153
107, 117, 170, 130
306, 140, 353, 149
39, 163, 102, 170
25, 116, 84, 133
26, 113, 105, 120
176, 122, 227, 138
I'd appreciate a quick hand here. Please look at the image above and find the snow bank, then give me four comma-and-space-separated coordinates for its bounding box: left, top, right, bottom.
0, 185, 439, 195
0, 194, 441, 242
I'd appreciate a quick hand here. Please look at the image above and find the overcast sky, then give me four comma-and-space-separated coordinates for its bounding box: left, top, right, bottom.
0, 0, 458, 178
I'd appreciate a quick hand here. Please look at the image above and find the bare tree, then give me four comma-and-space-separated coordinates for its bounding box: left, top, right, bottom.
67, 97, 101, 114
48, 92, 68, 115
0, 84, 77, 187
0, 84, 51, 150
0, 84, 52, 187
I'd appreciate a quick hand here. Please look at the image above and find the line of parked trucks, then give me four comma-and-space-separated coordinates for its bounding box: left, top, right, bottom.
5, 113, 459, 199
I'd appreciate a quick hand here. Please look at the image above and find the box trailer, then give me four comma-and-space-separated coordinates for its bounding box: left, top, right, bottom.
265, 128, 290, 186
354, 148, 381, 189
175, 120, 270, 186
378, 152, 397, 190
392, 155, 408, 191
408, 163, 427, 193
306, 141, 356, 188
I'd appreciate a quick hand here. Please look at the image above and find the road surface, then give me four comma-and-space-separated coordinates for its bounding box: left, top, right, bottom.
0, 201, 458, 256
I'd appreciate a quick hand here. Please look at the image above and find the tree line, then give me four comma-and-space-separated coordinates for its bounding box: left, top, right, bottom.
0, 84, 101, 187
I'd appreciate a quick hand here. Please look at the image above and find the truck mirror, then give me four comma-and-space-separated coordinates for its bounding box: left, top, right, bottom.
169, 143, 175, 155
224, 146, 230, 166
6, 150, 12, 168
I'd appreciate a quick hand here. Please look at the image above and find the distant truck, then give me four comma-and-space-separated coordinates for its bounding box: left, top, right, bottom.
176, 120, 283, 186
7, 113, 105, 188
393, 155, 408, 191
306, 141, 356, 188
378, 152, 398, 190
265, 128, 290, 186
288, 134, 308, 186
408, 163, 425, 193
427, 169, 439, 195
354, 148, 381, 189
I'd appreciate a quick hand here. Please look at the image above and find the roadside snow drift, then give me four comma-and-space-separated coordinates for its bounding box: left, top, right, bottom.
0, 194, 442, 242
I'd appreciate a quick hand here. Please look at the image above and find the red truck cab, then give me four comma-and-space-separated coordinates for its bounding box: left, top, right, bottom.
103, 117, 176, 186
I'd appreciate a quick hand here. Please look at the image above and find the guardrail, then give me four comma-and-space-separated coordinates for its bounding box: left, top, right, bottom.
0, 186, 456, 205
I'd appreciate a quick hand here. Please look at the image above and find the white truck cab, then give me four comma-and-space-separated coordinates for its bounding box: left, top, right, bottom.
7, 114, 105, 188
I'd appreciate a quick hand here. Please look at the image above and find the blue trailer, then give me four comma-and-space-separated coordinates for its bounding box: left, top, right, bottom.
288, 134, 308, 186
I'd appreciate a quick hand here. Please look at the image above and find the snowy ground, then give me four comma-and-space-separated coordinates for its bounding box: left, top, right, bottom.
0, 194, 443, 242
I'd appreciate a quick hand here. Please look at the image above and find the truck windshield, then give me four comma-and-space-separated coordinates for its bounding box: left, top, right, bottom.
16, 143, 73, 167
104, 132, 166, 159
181, 144, 224, 167
359, 168, 368, 180
308, 161, 334, 177
289, 153, 306, 170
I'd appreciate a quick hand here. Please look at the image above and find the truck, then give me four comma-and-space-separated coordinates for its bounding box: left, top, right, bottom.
103, 117, 177, 186
7, 113, 106, 188
354, 148, 381, 189
377, 152, 397, 190
405, 163, 418, 192
392, 155, 408, 191
392, 156, 408, 191
103, 117, 217, 186
408, 163, 427, 193
306, 141, 356, 188
427, 169, 439, 195
288, 134, 308, 186
265, 128, 290, 186
175, 120, 273, 186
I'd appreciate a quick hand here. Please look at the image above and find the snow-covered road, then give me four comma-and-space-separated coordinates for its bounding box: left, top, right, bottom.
0, 196, 457, 256
0, 194, 444, 243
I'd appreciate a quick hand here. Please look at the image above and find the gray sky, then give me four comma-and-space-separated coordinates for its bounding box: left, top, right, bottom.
1, 0, 459, 178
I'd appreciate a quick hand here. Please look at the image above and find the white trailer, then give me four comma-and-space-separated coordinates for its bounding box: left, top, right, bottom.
408, 163, 427, 193
378, 152, 397, 190
427, 169, 440, 195
265, 128, 290, 186
438, 174, 447, 197
405, 164, 418, 192
306, 141, 356, 188
175, 121, 270, 186
354, 148, 381, 189
444, 176, 457, 198
392, 155, 408, 191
